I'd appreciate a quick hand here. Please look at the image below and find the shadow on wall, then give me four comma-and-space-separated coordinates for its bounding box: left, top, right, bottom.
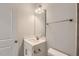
18, 40, 24, 56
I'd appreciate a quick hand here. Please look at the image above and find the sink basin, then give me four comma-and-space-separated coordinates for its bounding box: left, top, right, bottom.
24, 36, 46, 46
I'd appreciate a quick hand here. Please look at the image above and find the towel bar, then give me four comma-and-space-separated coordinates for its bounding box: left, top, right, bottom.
46, 19, 73, 25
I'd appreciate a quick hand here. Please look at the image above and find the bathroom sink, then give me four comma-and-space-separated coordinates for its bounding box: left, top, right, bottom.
24, 36, 46, 46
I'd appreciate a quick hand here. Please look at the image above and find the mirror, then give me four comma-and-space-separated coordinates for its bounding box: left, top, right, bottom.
34, 8, 46, 38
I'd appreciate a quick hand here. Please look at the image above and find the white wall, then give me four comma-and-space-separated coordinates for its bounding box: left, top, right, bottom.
12, 4, 35, 55
42, 3, 77, 55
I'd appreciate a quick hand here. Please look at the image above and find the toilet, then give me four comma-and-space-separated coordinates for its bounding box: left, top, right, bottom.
48, 48, 68, 56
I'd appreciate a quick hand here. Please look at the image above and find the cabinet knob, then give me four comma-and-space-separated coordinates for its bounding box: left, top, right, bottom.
15, 40, 18, 43
34, 50, 36, 54
38, 49, 41, 51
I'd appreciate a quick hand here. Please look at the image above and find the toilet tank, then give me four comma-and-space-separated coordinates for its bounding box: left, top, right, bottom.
48, 48, 68, 56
